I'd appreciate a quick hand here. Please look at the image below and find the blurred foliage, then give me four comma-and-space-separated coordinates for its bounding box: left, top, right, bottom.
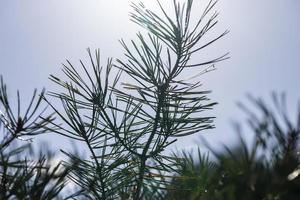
0, 76, 69, 199
164, 94, 300, 200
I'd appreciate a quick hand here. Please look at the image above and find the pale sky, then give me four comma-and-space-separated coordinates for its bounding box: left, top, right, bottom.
1, 0, 300, 152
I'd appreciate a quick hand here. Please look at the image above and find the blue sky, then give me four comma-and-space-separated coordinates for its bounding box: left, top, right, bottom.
1, 0, 300, 152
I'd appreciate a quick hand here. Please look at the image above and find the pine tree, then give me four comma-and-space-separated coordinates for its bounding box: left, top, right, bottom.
1, 0, 227, 199
46, 0, 227, 199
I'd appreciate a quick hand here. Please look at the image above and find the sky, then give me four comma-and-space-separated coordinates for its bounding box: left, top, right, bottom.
1, 0, 300, 153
